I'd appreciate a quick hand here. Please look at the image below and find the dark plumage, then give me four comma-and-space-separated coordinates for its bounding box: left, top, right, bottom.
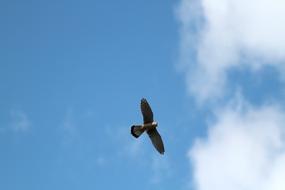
130, 98, 165, 155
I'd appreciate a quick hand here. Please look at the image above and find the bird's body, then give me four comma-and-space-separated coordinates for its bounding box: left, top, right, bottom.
130, 98, 165, 155
142, 121, 157, 130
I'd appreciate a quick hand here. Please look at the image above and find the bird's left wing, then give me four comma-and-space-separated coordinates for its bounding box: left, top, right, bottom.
147, 128, 165, 154
140, 98, 153, 124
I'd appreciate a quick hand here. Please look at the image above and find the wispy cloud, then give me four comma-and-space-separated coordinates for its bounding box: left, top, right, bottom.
150, 155, 172, 184
177, 0, 285, 103
10, 110, 31, 132
61, 109, 79, 145
105, 124, 146, 159
95, 155, 107, 167
188, 100, 285, 190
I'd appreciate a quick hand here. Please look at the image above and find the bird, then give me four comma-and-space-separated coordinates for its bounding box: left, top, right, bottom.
130, 98, 165, 155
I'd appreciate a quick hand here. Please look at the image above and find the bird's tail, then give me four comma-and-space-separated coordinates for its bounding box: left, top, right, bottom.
131, 125, 145, 138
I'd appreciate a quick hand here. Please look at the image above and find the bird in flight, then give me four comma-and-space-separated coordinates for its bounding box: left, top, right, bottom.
130, 98, 165, 155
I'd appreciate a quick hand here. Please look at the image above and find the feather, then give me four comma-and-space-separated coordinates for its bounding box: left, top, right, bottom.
131, 125, 145, 138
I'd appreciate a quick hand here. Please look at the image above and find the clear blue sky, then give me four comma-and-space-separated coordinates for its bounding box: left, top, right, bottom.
0, 0, 196, 189
1, 0, 284, 190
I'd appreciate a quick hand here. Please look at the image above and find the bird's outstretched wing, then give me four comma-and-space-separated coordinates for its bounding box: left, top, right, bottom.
147, 128, 165, 154
140, 98, 153, 124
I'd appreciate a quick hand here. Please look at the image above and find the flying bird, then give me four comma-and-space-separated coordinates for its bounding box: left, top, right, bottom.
130, 98, 165, 155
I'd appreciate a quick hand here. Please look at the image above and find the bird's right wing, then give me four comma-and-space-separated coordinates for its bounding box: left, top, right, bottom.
147, 128, 165, 155
140, 98, 153, 124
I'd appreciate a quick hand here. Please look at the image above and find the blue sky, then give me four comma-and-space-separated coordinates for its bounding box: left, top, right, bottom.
0, 1, 195, 190
1, 0, 285, 190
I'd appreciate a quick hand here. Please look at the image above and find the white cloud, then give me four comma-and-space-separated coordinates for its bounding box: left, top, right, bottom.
10, 110, 31, 132
177, 0, 285, 103
189, 102, 285, 190
177, 1, 285, 188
